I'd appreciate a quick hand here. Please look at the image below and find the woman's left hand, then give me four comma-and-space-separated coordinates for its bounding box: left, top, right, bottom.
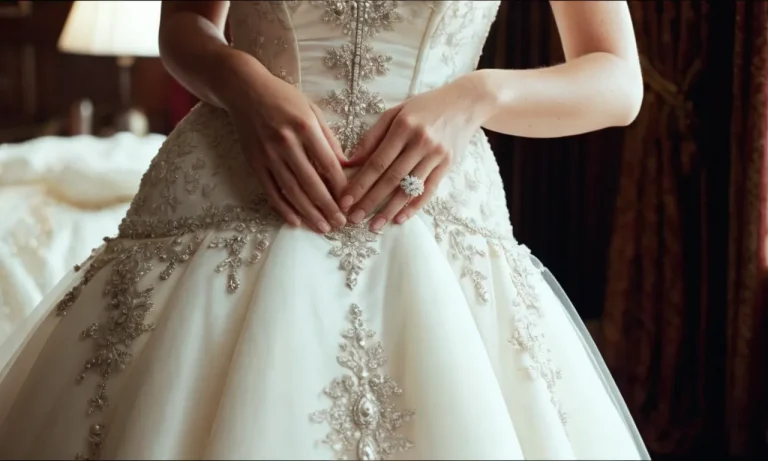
338, 73, 492, 232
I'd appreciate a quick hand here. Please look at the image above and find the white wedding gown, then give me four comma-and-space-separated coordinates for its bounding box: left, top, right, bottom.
0, 2, 650, 460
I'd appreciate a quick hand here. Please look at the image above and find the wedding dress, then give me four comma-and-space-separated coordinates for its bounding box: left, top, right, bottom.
0, 2, 650, 460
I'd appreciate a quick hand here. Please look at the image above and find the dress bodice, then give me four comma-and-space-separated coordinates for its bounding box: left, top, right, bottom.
122, 0, 512, 264
228, 1, 500, 151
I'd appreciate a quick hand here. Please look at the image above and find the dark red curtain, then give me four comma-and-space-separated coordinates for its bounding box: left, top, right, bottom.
483, 1, 767, 457
724, 1, 768, 454
602, 1, 767, 456
168, 78, 196, 127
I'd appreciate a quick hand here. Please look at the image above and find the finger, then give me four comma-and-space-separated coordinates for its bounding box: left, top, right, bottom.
285, 141, 347, 227
283, 137, 347, 228
349, 141, 425, 225
368, 156, 439, 231
394, 160, 450, 224
341, 122, 408, 215
268, 146, 335, 234
301, 116, 349, 201
309, 104, 345, 163
258, 169, 301, 227
345, 105, 401, 167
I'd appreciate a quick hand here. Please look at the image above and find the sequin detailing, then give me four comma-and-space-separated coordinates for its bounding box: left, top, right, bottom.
423, 198, 497, 303
28, 3, 579, 458
57, 202, 277, 459
122, 201, 279, 291
314, 0, 403, 154
72, 237, 195, 460
310, 303, 415, 460
505, 245, 567, 425
325, 221, 380, 290
312, 0, 405, 284
74, 424, 105, 461
423, 197, 566, 424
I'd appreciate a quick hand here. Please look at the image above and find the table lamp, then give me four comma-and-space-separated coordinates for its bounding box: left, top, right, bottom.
57, 1, 162, 136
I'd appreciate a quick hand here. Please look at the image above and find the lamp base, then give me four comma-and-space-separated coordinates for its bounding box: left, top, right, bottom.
113, 55, 149, 136
114, 108, 149, 136
68, 98, 94, 136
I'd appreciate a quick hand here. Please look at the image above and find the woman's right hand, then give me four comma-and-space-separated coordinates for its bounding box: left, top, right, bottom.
229, 73, 348, 233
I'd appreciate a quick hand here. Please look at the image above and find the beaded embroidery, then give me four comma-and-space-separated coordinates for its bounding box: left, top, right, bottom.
43, 2, 577, 458
310, 303, 414, 459
313, 0, 403, 155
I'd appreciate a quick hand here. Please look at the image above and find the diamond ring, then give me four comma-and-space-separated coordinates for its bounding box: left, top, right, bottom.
400, 174, 425, 197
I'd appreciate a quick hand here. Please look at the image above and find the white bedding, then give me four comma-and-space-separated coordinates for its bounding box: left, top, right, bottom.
0, 133, 164, 344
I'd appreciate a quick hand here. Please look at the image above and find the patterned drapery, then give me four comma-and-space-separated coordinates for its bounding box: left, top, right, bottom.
600, 1, 767, 456
483, 0, 767, 456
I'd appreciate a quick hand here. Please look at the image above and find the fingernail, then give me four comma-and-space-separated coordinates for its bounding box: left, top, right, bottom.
339, 195, 354, 212
289, 217, 302, 227
370, 216, 387, 231
317, 221, 331, 233
332, 212, 347, 228
395, 214, 408, 224
349, 209, 365, 224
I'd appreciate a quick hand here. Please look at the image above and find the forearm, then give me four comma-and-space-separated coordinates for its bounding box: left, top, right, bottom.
470, 52, 644, 138
158, 11, 274, 113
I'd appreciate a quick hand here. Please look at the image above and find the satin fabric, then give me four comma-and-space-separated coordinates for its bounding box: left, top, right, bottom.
0, 2, 649, 459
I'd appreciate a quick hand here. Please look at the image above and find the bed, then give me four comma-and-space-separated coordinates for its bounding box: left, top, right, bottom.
0, 132, 164, 345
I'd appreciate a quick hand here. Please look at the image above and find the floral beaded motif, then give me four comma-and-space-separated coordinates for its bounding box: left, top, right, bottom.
423, 197, 567, 425
46, 2, 579, 458
313, 0, 403, 154
310, 304, 415, 460
325, 221, 381, 290
59, 201, 279, 460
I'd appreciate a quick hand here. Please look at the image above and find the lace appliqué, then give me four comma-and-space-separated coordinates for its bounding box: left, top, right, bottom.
423, 197, 566, 425
505, 245, 567, 425
71, 236, 200, 460
423, 198, 500, 303
146, 130, 209, 216
428, 1, 500, 82
314, 0, 403, 154
325, 222, 380, 290
209, 232, 268, 293
117, 200, 280, 293
310, 303, 414, 460
56, 242, 124, 317
53, 200, 277, 459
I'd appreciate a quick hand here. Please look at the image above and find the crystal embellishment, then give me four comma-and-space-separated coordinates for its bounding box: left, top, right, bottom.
325, 221, 380, 290
315, 0, 403, 154
310, 303, 415, 460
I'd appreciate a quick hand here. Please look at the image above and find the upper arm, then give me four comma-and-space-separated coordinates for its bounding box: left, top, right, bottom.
160, 1, 230, 33
549, 1, 640, 68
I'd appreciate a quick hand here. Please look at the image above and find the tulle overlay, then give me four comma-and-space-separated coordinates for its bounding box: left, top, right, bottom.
0, 211, 647, 460
0, 1, 648, 460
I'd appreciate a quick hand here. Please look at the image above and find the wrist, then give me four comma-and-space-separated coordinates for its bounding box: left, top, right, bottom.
456, 69, 502, 125
213, 48, 276, 115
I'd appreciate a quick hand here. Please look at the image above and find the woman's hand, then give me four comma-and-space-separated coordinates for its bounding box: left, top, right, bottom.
339, 74, 493, 231
230, 72, 349, 233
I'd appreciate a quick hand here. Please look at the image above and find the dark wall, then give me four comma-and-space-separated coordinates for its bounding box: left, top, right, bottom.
0, 1, 174, 141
